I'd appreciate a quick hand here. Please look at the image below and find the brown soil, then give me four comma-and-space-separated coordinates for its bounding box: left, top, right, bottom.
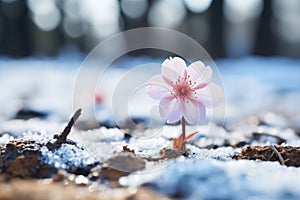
0, 109, 90, 180
0, 179, 169, 200
89, 152, 146, 183
0, 140, 57, 179
233, 145, 300, 167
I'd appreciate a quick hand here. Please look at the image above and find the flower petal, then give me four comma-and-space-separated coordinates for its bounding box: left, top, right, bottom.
159, 96, 182, 123
162, 57, 187, 84
196, 83, 224, 108
181, 99, 206, 124
147, 75, 172, 99
187, 61, 212, 85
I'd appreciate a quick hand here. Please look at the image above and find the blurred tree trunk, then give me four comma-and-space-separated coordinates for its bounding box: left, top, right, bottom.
254, 0, 274, 56
0, 0, 32, 57
208, 0, 225, 58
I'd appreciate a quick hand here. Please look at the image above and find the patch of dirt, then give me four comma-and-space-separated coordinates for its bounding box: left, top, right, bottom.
129, 187, 171, 200
106, 152, 146, 172
0, 140, 57, 179
144, 147, 191, 162
0, 109, 92, 179
159, 147, 191, 159
123, 145, 135, 153
0, 179, 165, 200
233, 145, 300, 167
90, 152, 146, 182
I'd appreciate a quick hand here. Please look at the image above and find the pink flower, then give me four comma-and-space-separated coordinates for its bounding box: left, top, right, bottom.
147, 57, 224, 124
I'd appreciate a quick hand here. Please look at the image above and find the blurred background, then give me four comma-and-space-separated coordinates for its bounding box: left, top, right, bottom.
1, 0, 300, 131
1, 0, 300, 58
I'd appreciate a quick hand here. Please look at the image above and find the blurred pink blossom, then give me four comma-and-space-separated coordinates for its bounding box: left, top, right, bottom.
147, 57, 223, 124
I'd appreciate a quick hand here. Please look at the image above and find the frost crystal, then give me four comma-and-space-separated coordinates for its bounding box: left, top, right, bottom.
40, 143, 95, 169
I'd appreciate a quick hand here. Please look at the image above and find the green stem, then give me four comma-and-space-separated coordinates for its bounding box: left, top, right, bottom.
181, 117, 186, 150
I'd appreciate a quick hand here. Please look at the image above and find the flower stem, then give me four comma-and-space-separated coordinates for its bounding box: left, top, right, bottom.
181, 117, 186, 150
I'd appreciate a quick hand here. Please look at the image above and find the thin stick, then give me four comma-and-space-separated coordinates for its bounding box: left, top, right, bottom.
59, 108, 82, 143
46, 108, 82, 151
270, 145, 285, 165
181, 117, 186, 150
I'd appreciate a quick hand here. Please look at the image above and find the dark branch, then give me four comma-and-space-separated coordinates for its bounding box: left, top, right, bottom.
46, 108, 82, 151
270, 145, 285, 165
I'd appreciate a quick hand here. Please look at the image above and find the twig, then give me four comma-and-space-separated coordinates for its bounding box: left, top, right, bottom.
270, 145, 285, 165
268, 151, 275, 160
58, 108, 82, 143
46, 108, 82, 151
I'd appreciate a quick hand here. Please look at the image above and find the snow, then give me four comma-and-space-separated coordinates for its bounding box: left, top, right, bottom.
0, 119, 63, 137
0, 134, 14, 146
0, 55, 300, 199
80, 127, 125, 142
122, 159, 300, 199
0, 120, 97, 169
40, 144, 95, 170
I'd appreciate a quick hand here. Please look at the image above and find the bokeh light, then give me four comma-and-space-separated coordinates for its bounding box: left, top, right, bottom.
148, 0, 186, 28
224, 0, 263, 24
0, 0, 299, 57
184, 0, 212, 13
121, 0, 148, 19
272, 0, 300, 43
27, 0, 61, 31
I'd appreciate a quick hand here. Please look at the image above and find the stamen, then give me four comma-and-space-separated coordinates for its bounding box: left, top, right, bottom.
172, 73, 197, 100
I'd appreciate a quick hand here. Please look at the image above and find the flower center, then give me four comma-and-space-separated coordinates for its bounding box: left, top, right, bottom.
178, 86, 188, 96
171, 74, 197, 100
